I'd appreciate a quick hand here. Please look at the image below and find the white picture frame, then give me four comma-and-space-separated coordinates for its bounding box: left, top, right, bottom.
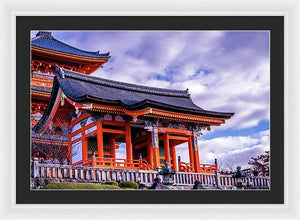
1, 0, 298, 219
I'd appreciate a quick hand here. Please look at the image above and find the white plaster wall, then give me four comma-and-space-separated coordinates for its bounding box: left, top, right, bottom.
85, 125, 97, 135
71, 133, 82, 141
72, 123, 81, 132
86, 116, 94, 125
72, 141, 82, 163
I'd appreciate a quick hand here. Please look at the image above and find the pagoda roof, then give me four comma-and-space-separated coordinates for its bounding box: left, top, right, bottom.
32, 131, 68, 143
31, 31, 110, 59
58, 67, 233, 118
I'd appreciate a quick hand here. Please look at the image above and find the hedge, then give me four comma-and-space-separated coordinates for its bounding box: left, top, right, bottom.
104, 181, 119, 187
42, 182, 120, 190
122, 181, 138, 189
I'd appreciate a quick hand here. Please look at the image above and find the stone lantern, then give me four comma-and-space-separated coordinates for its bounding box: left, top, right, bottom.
158, 162, 176, 185
232, 166, 246, 189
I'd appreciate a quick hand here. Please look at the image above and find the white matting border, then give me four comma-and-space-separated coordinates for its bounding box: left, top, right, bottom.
0, 0, 298, 219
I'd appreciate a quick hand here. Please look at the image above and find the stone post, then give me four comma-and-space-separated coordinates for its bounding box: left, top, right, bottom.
214, 158, 220, 188
33, 158, 39, 178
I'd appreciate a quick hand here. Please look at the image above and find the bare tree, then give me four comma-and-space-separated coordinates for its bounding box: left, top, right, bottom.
224, 163, 235, 173
217, 161, 226, 173
32, 125, 79, 165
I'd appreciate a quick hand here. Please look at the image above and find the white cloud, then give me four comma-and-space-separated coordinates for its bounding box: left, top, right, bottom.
33, 31, 271, 170
175, 130, 270, 170
86, 31, 270, 130
43, 31, 270, 131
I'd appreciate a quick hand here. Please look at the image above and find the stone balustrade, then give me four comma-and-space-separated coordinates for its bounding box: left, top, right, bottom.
31, 160, 270, 189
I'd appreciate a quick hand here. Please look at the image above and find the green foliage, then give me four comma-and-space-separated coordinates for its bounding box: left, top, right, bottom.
104, 181, 119, 187
42, 182, 120, 190
122, 181, 138, 189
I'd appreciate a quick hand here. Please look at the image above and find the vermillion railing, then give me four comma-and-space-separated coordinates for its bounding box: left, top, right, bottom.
72, 157, 153, 170
178, 161, 194, 172
198, 164, 217, 174
178, 162, 217, 174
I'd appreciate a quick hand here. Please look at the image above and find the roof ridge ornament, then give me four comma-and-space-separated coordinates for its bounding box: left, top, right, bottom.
186, 88, 191, 98
55, 65, 65, 78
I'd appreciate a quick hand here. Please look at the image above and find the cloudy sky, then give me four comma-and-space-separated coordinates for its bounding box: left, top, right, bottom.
31, 31, 270, 170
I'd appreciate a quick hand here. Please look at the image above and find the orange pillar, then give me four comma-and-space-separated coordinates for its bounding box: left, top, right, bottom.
193, 151, 200, 173
164, 133, 170, 164
110, 136, 116, 160
188, 136, 194, 169
151, 125, 160, 169
82, 132, 88, 160
125, 122, 133, 160
68, 136, 72, 165
97, 118, 104, 158
92, 155, 96, 167
171, 145, 177, 171
192, 130, 200, 173
147, 135, 153, 167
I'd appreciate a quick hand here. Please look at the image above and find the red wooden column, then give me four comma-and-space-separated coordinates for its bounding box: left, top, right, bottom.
171, 144, 177, 171
110, 136, 116, 160
147, 135, 154, 167
125, 122, 133, 160
97, 118, 104, 158
82, 131, 88, 160
188, 136, 194, 170
151, 125, 160, 169
164, 133, 171, 164
68, 136, 72, 165
192, 130, 200, 173
193, 151, 200, 173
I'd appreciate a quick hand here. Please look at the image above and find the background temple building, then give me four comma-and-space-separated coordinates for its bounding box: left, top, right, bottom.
31, 31, 234, 174
31, 31, 110, 127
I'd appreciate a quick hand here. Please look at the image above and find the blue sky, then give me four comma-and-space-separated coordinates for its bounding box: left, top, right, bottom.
31, 31, 270, 170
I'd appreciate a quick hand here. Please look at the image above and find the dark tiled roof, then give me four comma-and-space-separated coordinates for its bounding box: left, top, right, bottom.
31, 31, 110, 59
32, 131, 68, 142
31, 86, 52, 93
55, 67, 234, 119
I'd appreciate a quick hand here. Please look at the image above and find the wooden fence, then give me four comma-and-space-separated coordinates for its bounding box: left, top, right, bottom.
32, 160, 270, 189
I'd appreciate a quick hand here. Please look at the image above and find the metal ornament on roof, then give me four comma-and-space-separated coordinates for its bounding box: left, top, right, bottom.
55, 65, 65, 78
75, 107, 79, 115
82, 103, 93, 110
60, 93, 66, 106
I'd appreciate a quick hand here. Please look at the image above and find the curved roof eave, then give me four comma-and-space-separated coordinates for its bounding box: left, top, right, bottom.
55, 67, 234, 120
31, 31, 110, 59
